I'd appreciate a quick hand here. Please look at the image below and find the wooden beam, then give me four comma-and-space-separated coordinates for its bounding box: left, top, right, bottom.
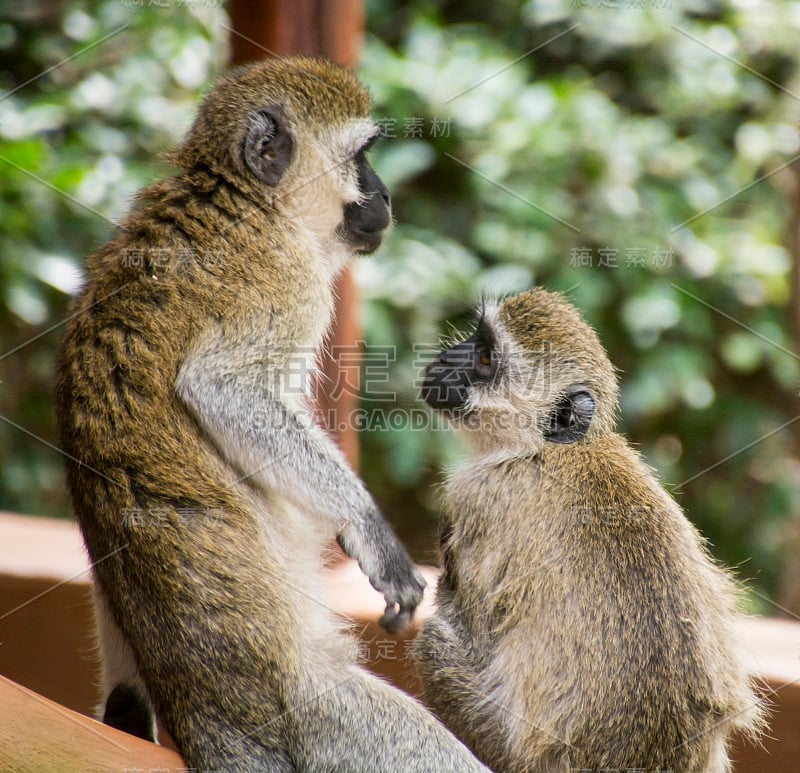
228, 0, 364, 64
0, 512, 798, 770
0, 674, 184, 772
226, 0, 365, 470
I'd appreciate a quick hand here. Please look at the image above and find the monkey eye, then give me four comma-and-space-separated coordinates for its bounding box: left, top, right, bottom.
475, 345, 495, 378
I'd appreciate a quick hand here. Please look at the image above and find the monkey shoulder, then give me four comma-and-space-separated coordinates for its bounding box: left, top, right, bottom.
448, 435, 732, 622
538, 433, 683, 536
62, 171, 331, 386
536, 433, 743, 653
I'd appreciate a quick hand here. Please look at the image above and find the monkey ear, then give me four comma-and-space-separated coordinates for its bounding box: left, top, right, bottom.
243, 106, 293, 186
544, 390, 595, 444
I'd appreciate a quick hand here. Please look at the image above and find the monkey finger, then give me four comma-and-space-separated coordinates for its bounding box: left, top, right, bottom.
381, 596, 418, 634
393, 605, 415, 632
400, 579, 425, 611
379, 601, 401, 634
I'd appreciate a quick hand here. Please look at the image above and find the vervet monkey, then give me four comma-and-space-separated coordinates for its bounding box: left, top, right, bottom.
414, 287, 764, 772
56, 57, 489, 772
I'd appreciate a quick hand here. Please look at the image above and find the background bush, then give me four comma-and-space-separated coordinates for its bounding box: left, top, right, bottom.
1, 0, 799, 614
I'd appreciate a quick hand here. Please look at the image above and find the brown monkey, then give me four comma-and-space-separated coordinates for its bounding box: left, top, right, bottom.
414, 287, 764, 772
56, 57, 489, 772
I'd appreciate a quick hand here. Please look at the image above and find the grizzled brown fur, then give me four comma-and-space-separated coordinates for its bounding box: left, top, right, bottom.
57, 57, 487, 772
414, 288, 764, 773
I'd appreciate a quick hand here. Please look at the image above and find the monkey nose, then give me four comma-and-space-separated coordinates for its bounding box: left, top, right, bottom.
421, 360, 471, 410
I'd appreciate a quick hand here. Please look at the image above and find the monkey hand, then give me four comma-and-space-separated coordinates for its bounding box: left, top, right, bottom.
337, 515, 426, 634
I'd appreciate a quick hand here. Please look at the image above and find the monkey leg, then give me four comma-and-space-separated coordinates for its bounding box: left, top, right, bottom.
413, 616, 512, 770
180, 730, 296, 773
93, 586, 157, 742
285, 664, 491, 772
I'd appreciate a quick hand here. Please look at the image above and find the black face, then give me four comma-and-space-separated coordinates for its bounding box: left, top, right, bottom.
338, 142, 391, 254
421, 319, 498, 412
243, 114, 390, 253
422, 314, 596, 444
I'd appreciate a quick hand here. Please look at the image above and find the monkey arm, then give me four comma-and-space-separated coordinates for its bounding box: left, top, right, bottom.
175, 340, 425, 632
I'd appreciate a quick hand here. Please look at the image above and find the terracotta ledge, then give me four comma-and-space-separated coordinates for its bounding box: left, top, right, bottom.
1, 511, 799, 770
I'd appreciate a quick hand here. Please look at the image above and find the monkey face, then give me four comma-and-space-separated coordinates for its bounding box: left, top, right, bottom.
422, 290, 619, 450
420, 306, 542, 451
242, 106, 391, 255
421, 316, 499, 413
171, 57, 391, 260
336, 138, 392, 255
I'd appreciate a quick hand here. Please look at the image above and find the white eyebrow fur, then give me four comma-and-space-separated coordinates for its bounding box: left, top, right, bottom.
339, 118, 379, 159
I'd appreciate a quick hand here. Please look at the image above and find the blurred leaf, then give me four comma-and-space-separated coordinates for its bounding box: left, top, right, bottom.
357, 1, 800, 602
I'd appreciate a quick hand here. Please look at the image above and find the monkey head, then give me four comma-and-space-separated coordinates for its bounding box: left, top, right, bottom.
171, 56, 390, 259
422, 288, 619, 452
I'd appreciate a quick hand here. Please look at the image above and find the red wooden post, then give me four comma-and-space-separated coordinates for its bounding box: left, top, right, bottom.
227, 0, 365, 470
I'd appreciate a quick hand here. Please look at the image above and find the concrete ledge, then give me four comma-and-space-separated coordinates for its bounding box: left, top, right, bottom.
1, 511, 798, 769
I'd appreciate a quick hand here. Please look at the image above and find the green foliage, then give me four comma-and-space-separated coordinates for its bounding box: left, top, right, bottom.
2, 0, 799, 613
0, 2, 227, 518
358, 0, 800, 606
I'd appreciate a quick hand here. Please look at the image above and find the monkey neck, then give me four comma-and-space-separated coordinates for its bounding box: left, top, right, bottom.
122, 168, 292, 269
126, 165, 346, 286
181, 163, 279, 224
458, 422, 545, 460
